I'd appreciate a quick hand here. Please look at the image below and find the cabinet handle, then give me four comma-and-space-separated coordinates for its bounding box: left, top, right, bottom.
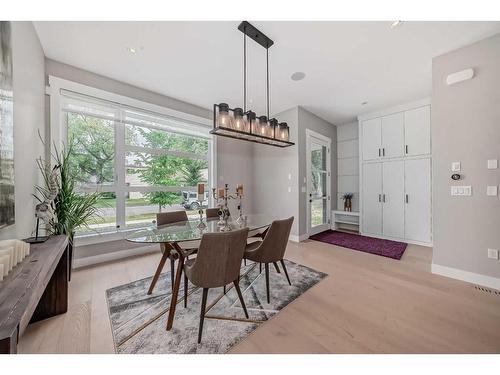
382, 148, 385, 156
378, 148, 381, 157
382, 194, 386, 202
405, 194, 409, 204
405, 145, 408, 154
378, 194, 381, 202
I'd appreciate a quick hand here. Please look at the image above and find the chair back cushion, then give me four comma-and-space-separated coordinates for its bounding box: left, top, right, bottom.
187, 228, 249, 288
156, 211, 188, 226
259, 217, 294, 263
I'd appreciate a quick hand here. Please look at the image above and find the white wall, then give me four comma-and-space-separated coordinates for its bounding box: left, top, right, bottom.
336, 121, 359, 211
432, 33, 500, 285
0, 22, 46, 240
216, 136, 255, 216
252, 107, 300, 236
252, 106, 337, 238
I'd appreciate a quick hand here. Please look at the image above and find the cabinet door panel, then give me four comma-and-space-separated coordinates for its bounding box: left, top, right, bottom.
362, 163, 382, 235
382, 161, 405, 238
361, 118, 381, 161
381, 112, 404, 158
404, 106, 431, 156
405, 158, 431, 243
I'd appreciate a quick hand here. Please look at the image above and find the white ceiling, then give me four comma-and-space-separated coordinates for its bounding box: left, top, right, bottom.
34, 21, 500, 125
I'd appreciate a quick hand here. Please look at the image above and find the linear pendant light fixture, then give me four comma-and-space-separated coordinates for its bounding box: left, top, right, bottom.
210, 21, 294, 148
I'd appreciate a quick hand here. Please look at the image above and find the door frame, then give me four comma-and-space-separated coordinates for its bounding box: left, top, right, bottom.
306, 129, 332, 236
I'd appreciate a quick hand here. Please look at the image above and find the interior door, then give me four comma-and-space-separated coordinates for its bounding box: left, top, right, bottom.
361, 118, 381, 161
405, 158, 431, 243
362, 162, 382, 235
404, 106, 431, 156
307, 131, 331, 235
382, 160, 405, 239
381, 112, 404, 158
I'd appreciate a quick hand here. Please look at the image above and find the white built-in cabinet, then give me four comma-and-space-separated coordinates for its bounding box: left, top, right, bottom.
359, 99, 432, 246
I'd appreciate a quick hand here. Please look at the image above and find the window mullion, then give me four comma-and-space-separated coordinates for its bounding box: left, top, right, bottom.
115, 109, 126, 231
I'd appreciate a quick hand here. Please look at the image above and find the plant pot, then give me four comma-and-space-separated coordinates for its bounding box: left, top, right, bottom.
344, 198, 352, 212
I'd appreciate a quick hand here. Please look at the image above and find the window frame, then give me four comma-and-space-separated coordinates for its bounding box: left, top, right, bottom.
48, 76, 215, 246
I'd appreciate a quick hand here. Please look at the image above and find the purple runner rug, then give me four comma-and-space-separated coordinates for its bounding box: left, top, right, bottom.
309, 230, 407, 260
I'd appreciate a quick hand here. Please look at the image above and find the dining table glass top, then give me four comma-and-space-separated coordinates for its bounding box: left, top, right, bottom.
126, 214, 274, 244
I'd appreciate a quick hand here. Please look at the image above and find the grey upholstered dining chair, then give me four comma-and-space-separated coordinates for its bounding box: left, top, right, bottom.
205, 207, 220, 219
183, 228, 250, 343
244, 216, 294, 303
148, 211, 196, 295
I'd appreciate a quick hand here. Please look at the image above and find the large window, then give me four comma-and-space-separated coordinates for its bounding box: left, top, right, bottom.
60, 91, 213, 236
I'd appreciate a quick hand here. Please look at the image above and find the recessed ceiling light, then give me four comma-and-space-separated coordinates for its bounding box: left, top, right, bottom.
361, 101, 368, 106
291, 72, 306, 81
127, 47, 137, 54
390, 21, 403, 29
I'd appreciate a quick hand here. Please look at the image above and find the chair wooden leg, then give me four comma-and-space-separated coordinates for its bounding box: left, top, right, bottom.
233, 280, 249, 319
244, 258, 247, 266
280, 259, 291, 286
223, 285, 226, 294
273, 262, 281, 273
198, 288, 209, 344
184, 271, 188, 308
148, 251, 169, 295
170, 257, 175, 292
264, 263, 270, 304
259, 263, 262, 273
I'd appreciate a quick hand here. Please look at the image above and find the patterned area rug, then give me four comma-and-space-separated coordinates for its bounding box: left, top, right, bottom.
309, 230, 407, 260
105, 260, 327, 354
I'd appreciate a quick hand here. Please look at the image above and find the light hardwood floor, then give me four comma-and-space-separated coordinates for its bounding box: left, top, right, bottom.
18, 240, 500, 353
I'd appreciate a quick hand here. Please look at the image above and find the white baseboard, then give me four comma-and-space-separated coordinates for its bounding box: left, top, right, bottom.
431, 263, 500, 290
289, 233, 309, 243
73, 244, 159, 269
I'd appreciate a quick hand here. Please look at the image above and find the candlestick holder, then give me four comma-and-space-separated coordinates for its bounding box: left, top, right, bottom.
235, 193, 245, 225
212, 184, 238, 231
196, 199, 206, 230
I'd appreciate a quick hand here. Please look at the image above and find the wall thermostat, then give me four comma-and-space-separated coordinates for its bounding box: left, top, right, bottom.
451, 173, 461, 180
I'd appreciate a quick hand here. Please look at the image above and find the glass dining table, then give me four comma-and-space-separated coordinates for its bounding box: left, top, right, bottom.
126, 214, 274, 330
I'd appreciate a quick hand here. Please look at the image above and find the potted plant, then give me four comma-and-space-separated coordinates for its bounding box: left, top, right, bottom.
35, 141, 102, 278
342, 193, 353, 212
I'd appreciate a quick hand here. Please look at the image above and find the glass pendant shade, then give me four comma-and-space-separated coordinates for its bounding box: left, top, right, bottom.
217, 103, 233, 129
247, 111, 257, 134
233, 107, 249, 132
269, 118, 278, 138
258, 116, 268, 136
278, 122, 289, 142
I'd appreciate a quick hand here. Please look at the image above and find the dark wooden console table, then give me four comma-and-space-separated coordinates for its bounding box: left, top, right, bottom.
0, 235, 69, 354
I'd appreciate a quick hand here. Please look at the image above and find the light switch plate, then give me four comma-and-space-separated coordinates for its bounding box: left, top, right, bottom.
488, 248, 499, 260
487, 159, 498, 169
487, 186, 498, 196
451, 162, 461, 172
451, 186, 472, 196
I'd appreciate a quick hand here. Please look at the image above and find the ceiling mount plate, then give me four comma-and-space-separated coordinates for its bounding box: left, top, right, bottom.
238, 21, 274, 49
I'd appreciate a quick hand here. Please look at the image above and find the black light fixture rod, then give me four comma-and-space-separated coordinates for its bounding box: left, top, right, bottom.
266, 48, 270, 119
243, 28, 247, 112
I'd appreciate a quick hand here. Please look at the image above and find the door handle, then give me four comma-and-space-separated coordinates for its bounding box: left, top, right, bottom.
405, 145, 408, 154
405, 194, 409, 204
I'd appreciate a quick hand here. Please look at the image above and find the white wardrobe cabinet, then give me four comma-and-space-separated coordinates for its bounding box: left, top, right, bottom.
404, 106, 431, 156
359, 99, 432, 246
382, 161, 405, 239
361, 118, 382, 161
404, 158, 431, 243
362, 162, 382, 235
381, 113, 404, 158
